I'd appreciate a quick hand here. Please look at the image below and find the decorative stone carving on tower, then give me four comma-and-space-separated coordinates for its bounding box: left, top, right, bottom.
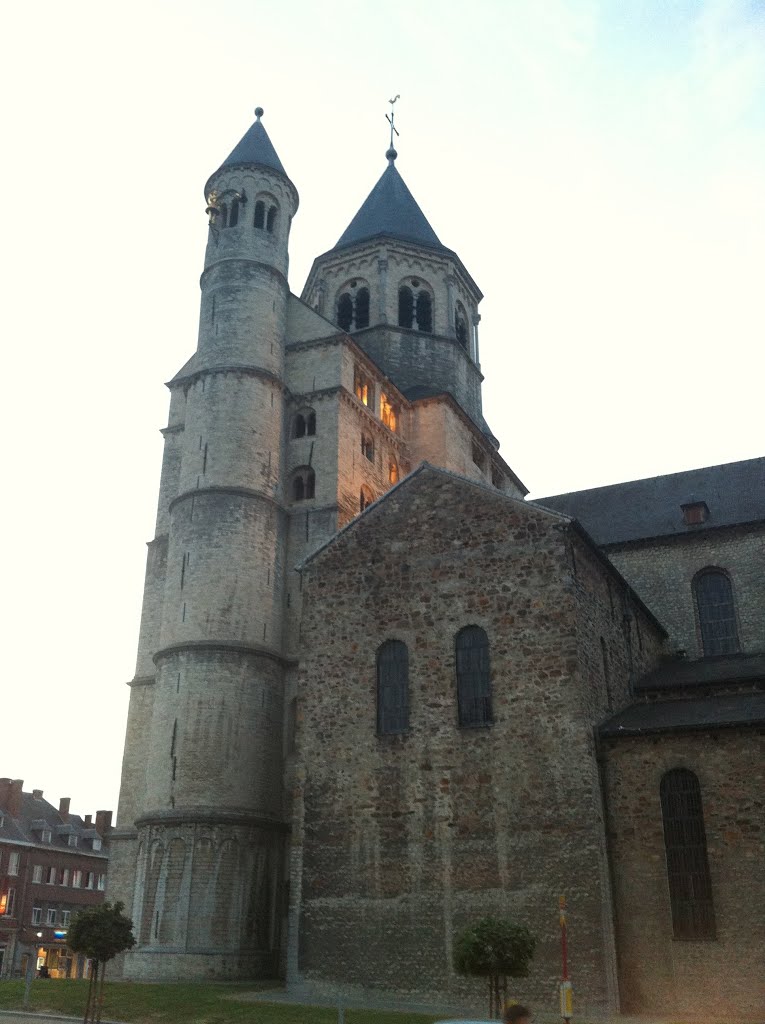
111, 109, 298, 980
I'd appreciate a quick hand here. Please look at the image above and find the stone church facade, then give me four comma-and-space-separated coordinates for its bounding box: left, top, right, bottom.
110, 111, 764, 1018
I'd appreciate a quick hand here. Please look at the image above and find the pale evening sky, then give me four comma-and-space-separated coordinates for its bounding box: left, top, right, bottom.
1, 0, 763, 816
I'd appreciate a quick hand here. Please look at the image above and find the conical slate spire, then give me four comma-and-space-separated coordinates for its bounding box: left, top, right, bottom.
334, 155, 443, 251
212, 107, 287, 178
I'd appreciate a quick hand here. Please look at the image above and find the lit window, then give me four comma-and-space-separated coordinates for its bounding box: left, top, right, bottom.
32, 865, 43, 883
0, 887, 14, 916
377, 640, 410, 735
380, 393, 398, 432
8, 852, 19, 876
456, 626, 492, 727
46, 908, 56, 926
694, 569, 739, 656
389, 460, 399, 484
354, 368, 373, 408
32, 906, 42, 925
660, 768, 715, 939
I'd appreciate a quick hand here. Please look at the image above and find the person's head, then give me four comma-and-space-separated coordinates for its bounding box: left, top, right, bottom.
503, 1004, 531, 1024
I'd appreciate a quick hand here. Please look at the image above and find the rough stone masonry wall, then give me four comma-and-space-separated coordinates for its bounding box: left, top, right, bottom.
293, 470, 638, 1013
606, 524, 765, 657
601, 729, 765, 1018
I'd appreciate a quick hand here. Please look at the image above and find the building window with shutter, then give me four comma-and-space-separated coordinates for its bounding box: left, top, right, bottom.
693, 569, 739, 656
660, 768, 716, 940
377, 640, 410, 735
455, 626, 492, 727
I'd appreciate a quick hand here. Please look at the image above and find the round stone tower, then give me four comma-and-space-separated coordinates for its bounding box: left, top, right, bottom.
119, 110, 298, 980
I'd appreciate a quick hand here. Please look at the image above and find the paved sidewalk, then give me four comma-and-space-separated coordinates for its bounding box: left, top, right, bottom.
0, 1013, 123, 1024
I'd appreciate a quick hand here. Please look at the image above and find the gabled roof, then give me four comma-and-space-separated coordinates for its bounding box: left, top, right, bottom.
537, 456, 765, 546
334, 159, 444, 252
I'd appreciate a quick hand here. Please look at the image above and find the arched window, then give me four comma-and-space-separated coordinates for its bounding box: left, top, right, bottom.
455, 626, 492, 727
389, 459, 399, 484
660, 769, 715, 939
377, 640, 410, 735
455, 302, 469, 348
293, 409, 316, 439
292, 467, 315, 502
228, 198, 240, 227
337, 293, 354, 332
267, 205, 277, 233
336, 281, 371, 332
398, 286, 414, 328
380, 392, 398, 432
360, 486, 374, 513
219, 203, 228, 229
693, 569, 739, 656
361, 434, 375, 462
398, 279, 434, 333
254, 201, 265, 229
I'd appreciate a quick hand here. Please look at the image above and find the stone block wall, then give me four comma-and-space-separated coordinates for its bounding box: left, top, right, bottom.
606, 525, 765, 657
291, 468, 648, 1013
601, 729, 765, 1018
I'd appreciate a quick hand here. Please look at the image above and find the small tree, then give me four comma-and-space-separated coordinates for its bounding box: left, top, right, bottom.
453, 916, 536, 1018
67, 901, 135, 1023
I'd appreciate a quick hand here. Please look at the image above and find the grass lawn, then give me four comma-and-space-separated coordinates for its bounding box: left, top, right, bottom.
0, 979, 441, 1024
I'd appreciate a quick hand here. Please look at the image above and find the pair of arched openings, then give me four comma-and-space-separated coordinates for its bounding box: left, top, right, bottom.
293, 410, 316, 438
376, 626, 492, 735
292, 467, 315, 501
218, 196, 278, 233
335, 278, 435, 334
693, 568, 739, 656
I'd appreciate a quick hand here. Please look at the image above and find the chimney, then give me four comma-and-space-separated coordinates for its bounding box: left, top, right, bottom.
0, 779, 11, 810
95, 810, 112, 835
84, 814, 92, 827
9, 780, 24, 817
59, 798, 71, 822
32, 788, 43, 801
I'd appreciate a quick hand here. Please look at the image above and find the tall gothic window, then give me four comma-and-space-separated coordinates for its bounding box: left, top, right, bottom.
455, 626, 492, 727
377, 640, 409, 735
660, 768, 716, 940
693, 569, 739, 656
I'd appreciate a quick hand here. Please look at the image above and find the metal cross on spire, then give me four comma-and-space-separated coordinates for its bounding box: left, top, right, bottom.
386, 94, 400, 162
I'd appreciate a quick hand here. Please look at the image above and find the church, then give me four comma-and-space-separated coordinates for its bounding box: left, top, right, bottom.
110, 109, 764, 1019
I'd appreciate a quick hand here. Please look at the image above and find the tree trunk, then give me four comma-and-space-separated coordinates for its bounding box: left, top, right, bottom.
83, 961, 98, 1024
95, 960, 107, 1023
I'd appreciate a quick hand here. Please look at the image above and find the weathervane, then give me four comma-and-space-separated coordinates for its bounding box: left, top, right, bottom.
386, 94, 400, 160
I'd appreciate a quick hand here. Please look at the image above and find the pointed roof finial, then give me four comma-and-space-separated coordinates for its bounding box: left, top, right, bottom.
254, 106, 264, 121
386, 94, 400, 163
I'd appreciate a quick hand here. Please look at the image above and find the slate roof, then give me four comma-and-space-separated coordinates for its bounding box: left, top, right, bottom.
536, 457, 765, 546
599, 692, 765, 738
335, 160, 444, 252
635, 652, 765, 692
0, 790, 108, 858
206, 114, 288, 188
